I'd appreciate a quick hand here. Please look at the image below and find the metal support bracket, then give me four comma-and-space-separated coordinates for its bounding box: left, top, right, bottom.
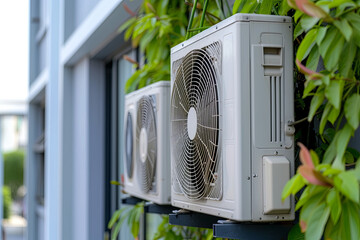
213, 220, 294, 240
169, 209, 222, 229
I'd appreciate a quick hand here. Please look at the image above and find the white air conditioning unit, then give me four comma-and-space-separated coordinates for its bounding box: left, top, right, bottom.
124, 81, 171, 204
170, 13, 295, 222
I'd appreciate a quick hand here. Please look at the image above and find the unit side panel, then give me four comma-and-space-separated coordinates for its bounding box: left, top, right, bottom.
233, 22, 252, 221
250, 21, 295, 222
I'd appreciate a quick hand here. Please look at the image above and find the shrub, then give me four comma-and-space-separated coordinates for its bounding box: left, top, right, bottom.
4, 150, 25, 198
3, 186, 12, 219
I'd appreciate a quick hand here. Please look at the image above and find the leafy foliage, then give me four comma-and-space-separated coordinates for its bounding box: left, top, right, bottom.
108, 202, 219, 240
120, 0, 187, 93
117, 0, 360, 239
153, 215, 217, 240
233, 0, 360, 239
3, 186, 12, 219
4, 150, 25, 198
108, 202, 144, 240
121, 0, 225, 93
280, 0, 360, 239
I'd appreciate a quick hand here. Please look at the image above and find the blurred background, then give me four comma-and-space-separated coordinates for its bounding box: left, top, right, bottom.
0, 1, 29, 240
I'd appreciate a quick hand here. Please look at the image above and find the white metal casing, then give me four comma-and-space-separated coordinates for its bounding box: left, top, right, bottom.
124, 81, 171, 204
170, 13, 295, 221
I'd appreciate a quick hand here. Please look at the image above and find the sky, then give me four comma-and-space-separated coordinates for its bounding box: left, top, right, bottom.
0, 1, 29, 103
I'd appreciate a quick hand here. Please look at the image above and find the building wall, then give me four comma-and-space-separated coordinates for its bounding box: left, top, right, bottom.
28, 0, 142, 240
72, 58, 90, 240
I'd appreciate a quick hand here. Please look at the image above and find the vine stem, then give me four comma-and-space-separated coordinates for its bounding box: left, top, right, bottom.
288, 111, 322, 126
186, 0, 198, 39
199, 0, 210, 30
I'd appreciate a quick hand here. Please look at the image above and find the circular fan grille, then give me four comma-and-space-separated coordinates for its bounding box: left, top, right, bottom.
125, 112, 134, 178
136, 96, 157, 193
171, 48, 220, 200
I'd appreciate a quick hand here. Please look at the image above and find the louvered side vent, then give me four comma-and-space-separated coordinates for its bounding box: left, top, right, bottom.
252, 45, 284, 148
270, 76, 282, 143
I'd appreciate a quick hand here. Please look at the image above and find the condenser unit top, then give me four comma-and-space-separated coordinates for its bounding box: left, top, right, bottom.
171, 13, 291, 53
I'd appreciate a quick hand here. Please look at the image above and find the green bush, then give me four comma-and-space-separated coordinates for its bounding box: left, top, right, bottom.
3, 186, 12, 219
4, 150, 25, 198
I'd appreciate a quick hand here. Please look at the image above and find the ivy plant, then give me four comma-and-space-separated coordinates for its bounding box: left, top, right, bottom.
281, 0, 360, 239
121, 0, 225, 93
233, 0, 360, 239
108, 201, 144, 240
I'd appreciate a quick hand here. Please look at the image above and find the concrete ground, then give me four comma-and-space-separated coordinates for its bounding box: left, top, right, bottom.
3, 215, 26, 240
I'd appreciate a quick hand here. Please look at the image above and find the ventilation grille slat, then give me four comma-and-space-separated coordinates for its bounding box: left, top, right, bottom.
270, 76, 282, 143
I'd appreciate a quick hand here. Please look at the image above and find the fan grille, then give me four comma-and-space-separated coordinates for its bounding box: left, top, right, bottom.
136, 95, 157, 193
171, 42, 222, 200
125, 112, 134, 178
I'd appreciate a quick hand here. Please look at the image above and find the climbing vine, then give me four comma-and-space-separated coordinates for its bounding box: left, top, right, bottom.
280, 0, 360, 239
112, 0, 360, 239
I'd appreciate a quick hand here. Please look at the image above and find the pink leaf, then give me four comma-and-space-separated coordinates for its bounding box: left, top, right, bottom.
122, 3, 136, 17
298, 142, 315, 168
300, 220, 307, 232
295, 0, 331, 20
296, 59, 323, 80
299, 166, 332, 187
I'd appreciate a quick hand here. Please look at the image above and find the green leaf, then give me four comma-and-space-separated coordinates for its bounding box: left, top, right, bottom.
287, 224, 304, 240
328, 105, 340, 124
319, 101, 331, 135
294, 21, 305, 40
296, 185, 327, 211
323, 167, 342, 177
310, 150, 319, 166
345, 12, 360, 33
325, 80, 344, 110
232, 0, 245, 14
333, 124, 353, 169
344, 93, 360, 130
342, 200, 360, 239
119, 18, 137, 33
305, 203, 330, 240
319, 27, 337, 58
334, 171, 359, 203
108, 208, 127, 229
316, 26, 328, 45
323, 131, 339, 164
279, 0, 291, 15
110, 180, 122, 186
326, 189, 342, 224
297, 28, 318, 61
303, 80, 322, 98
112, 212, 129, 240
324, 35, 345, 70
339, 40, 357, 78
300, 15, 319, 32
282, 174, 304, 200
308, 87, 324, 121
240, 0, 258, 13
294, 10, 304, 23
348, 147, 360, 160
259, 0, 274, 14
322, 75, 330, 86
333, 19, 353, 41
344, 151, 354, 164
306, 46, 320, 71
354, 160, 360, 181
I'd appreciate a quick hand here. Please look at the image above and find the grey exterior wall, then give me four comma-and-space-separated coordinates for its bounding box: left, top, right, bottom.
28, 0, 142, 239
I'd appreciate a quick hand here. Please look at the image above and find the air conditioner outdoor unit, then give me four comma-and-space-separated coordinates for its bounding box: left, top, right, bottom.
124, 81, 171, 204
170, 13, 295, 222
